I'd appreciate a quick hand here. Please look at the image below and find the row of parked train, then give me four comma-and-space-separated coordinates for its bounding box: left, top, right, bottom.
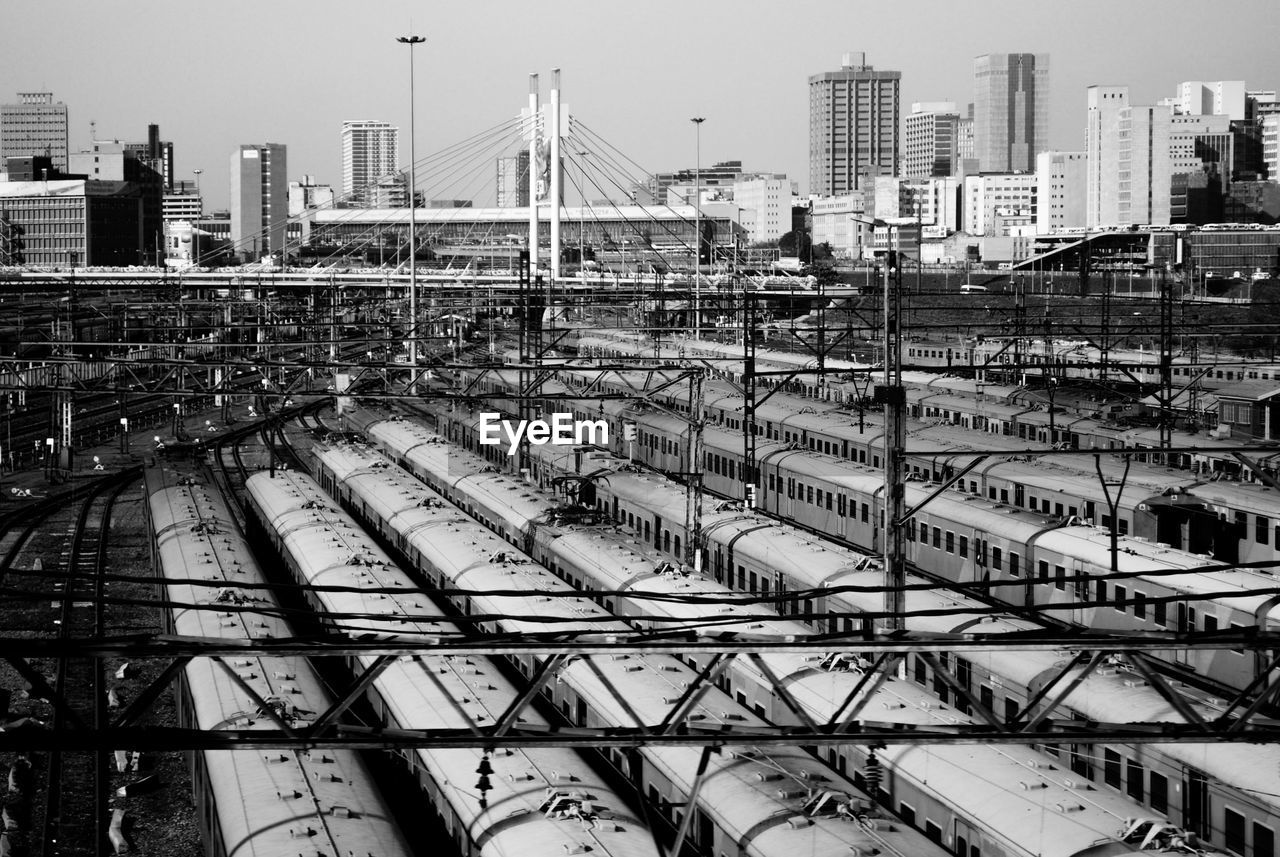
520, 331, 1280, 574
315, 410, 1206, 857
414, 330, 1280, 856
568, 329, 1278, 482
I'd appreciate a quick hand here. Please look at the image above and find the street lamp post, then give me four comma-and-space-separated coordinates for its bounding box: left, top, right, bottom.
691, 117, 705, 339
192, 168, 202, 265
397, 33, 425, 375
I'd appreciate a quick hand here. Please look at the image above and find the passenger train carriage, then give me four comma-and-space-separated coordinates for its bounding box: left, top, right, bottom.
416, 404, 1280, 857
242, 468, 663, 857
146, 460, 413, 857
343, 410, 1246, 857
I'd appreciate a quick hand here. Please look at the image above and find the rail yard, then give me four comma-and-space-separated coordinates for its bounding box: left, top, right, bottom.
1, 270, 1279, 857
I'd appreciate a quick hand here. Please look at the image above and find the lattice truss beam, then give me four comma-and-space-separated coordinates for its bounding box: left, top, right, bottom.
3, 633, 1278, 751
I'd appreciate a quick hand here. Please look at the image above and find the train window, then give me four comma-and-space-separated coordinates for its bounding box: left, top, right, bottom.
1254, 823, 1275, 857
925, 820, 943, 844
920, 521, 928, 542
1231, 622, 1245, 655
1115, 585, 1127, 613
980, 684, 994, 712
1203, 614, 1218, 633
1037, 560, 1049, 580
769, 474, 777, 492
933, 527, 942, 549
1149, 771, 1168, 813
788, 479, 795, 500
959, 536, 968, 558
1126, 758, 1144, 802
825, 492, 833, 512
1009, 552, 1020, 577
989, 486, 997, 500
1000, 489, 1009, 504
1133, 591, 1147, 619
838, 494, 846, 517
898, 803, 916, 827
992, 547, 1002, 570
914, 656, 927, 684
748, 571, 758, 593
806, 486, 814, 505
861, 504, 869, 523
1119, 518, 1129, 535
1055, 503, 1064, 517
1054, 565, 1066, 590
945, 531, 955, 553
1154, 600, 1167, 627
815, 488, 823, 508
1258, 516, 1271, 545
1097, 580, 1108, 603
1225, 807, 1245, 856
1029, 494, 1037, 510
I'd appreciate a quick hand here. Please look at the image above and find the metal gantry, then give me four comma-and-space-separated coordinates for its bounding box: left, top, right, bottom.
2, 633, 1279, 752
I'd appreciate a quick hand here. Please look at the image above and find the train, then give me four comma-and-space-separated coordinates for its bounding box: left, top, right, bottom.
334, 411, 1229, 857
145, 458, 414, 857
242, 466, 669, 857
298, 440, 960, 857
410, 403, 1280, 857
451, 340, 1280, 590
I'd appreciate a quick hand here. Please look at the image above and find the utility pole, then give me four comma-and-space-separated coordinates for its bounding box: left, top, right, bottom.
396, 33, 425, 380
684, 370, 704, 573
877, 259, 906, 633
691, 117, 705, 339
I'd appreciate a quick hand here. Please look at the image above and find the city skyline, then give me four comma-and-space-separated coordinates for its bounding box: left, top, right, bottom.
3, 0, 1278, 212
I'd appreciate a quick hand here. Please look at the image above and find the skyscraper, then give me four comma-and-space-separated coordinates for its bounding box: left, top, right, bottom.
904, 102, 960, 178
808, 53, 900, 196
230, 143, 287, 260
497, 152, 530, 208
973, 54, 1048, 173
341, 120, 399, 206
1, 92, 69, 170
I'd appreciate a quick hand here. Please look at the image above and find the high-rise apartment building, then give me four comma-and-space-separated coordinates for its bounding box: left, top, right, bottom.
341, 121, 399, 206
1, 92, 69, 170
808, 53, 900, 196
973, 54, 1048, 173
904, 102, 960, 178
230, 143, 287, 260
1086, 86, 1129, 229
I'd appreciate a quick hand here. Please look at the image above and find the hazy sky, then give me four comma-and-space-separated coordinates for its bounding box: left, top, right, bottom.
3, 0, 1278, 211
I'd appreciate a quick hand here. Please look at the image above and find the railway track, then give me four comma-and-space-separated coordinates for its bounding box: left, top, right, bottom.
0, 469, 138, 857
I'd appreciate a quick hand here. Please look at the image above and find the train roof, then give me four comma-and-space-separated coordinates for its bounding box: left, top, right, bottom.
148, 464, 414, 857
246, 467, 662, 857
568, 653, 949, 857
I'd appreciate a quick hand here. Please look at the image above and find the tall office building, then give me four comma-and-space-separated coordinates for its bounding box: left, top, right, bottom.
808, 53, 900, 196
497, 152, 530, 207
904, 102, 960, 178
341, 120, 399, 206
230, 143, 287, 260
973, 54, 1048, 173
1, 92, 69, 170
1086, 86, 1129, 228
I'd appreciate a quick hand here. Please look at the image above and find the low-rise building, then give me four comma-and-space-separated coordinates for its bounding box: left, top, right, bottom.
0, 179, 143, 266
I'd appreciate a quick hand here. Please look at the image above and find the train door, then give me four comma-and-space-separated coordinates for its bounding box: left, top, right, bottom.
955, 818, 981, 857
835, 493, 848, 540
1175, 603, 1196, 667
1182, 767, 1209, 838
